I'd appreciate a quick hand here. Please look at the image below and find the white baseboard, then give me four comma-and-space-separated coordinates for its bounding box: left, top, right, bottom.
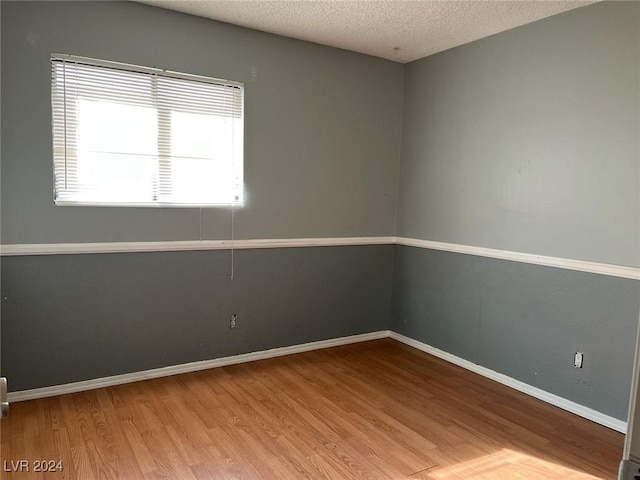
6, 331, 388, 403
7, 329, 627, 434
388, 331, 627, 433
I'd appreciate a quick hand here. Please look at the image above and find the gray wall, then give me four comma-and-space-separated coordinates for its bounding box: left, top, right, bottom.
2, 246, 393, 391
0, 1, 401, 390
396, 1, 640, 267
1, 0, 639, 428
391, 1, 640, 421
390, 246, 639, 420
1, 1, 403, 244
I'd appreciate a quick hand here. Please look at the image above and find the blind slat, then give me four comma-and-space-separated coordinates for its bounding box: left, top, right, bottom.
51, 54, 244, 207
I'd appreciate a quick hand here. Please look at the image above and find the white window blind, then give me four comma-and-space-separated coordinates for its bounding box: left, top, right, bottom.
51, 54, 244, 207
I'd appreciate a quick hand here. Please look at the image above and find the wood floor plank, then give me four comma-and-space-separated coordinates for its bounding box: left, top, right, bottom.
0, 339, 624, 479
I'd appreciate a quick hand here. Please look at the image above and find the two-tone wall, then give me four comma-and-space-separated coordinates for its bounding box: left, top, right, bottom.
0, 1, 401, 390
1, 0, 639, 429
392, 1, 640, 422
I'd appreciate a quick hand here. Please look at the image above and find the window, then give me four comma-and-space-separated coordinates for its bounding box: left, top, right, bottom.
51, 54, 244, 207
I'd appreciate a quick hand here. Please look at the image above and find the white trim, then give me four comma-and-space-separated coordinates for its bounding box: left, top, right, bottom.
0, 237, 395, 256
233, 236, 394, 249
395, 237, 640, 280
6, 331, 388, 403
1, 236, 638, 280
388, 331, 627, 433
623, 310, 640, 460
7, 330, 626, 433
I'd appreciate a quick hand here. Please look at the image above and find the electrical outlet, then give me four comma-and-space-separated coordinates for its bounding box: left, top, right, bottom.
230, 314, 237, 329
574, 351, 583, 369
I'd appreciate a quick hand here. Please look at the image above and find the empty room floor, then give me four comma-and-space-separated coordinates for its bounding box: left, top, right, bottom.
0, 339, 623, 479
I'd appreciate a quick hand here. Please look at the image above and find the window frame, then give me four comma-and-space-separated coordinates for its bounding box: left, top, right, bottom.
51, 53, 245, 208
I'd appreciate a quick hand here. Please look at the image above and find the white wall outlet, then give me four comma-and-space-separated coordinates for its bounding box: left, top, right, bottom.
230, 314, 237, 329
574, 351, 583, 368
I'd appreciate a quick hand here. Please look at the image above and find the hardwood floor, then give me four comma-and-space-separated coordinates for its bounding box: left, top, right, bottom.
1, 339, 623, 479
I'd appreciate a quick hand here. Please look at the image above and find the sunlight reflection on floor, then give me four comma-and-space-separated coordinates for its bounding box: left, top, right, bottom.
422, 448, 606, 480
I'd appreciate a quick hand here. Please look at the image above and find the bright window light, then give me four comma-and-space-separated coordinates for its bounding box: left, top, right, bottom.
51, 54, 244, 207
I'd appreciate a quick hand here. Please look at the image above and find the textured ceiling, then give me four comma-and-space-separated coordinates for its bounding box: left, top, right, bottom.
138, 0, 596, 63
